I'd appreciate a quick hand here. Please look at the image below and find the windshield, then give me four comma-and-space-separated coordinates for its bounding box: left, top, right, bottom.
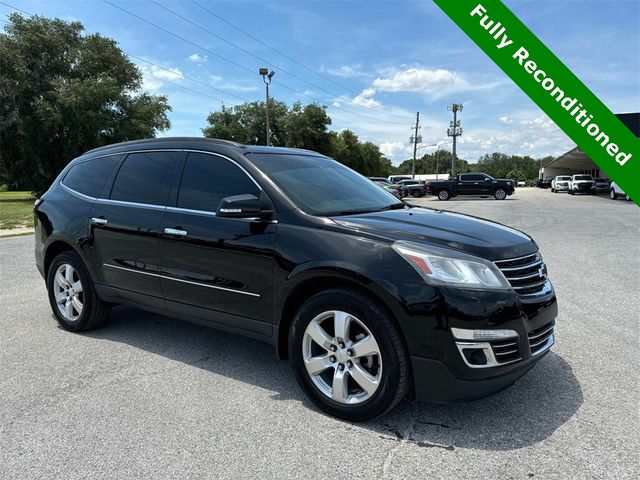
557, 176, 571, 181
248, 153, 403, 215
574, 175, 593, 181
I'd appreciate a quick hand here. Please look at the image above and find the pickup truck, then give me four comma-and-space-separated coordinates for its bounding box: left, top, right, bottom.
427, 173, 516, 200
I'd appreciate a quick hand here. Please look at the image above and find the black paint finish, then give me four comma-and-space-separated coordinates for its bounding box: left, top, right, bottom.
34, 137, 558, 402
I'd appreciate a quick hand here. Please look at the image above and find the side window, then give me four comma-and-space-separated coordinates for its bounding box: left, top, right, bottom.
461, 174, 482, 182
62, 155, 120, 198
178, 152, 260, 212
110, 152, 176, 205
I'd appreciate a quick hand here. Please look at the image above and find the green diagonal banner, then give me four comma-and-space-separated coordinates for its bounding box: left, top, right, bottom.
433, 0, 639, 204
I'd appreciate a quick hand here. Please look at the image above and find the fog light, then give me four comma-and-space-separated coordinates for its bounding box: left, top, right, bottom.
462, 348, 487, 366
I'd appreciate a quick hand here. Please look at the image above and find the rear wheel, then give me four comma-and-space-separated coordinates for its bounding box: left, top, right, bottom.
289, 289, 409, 421
437, 189, 450, 201
411, 189, 422, 198
494, 188, 507, 200
610, 189, 617, 200
46, 251, 111, 332
626, 194, 632, 201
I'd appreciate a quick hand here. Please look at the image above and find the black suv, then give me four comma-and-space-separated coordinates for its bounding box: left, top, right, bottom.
35, 138, 557, 421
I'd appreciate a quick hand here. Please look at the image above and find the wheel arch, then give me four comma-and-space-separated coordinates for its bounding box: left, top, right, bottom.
43, 238, 83, 279
275, 269, 404, 360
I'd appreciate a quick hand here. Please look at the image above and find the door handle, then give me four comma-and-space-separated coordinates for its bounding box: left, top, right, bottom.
91, 217, 108, 225
164, 228, 188, 236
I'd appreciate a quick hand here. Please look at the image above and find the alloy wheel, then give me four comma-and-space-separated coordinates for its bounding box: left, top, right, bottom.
302, 310, 382, 405
53, 264, 83, 321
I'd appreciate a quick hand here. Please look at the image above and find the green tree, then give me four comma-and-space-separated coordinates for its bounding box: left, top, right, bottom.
203, 99, 289, 146
0, 14, 171, 193
282, 101, 332, 154
204, 101, 390, 177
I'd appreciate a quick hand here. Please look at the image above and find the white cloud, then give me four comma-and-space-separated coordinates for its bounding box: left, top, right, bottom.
379, 141, 410, 158
138, 64, 183, 91
323, 64, 368, 78
499, 115, 513, 125
188, 53, 208, 63
352, 87, 380, 108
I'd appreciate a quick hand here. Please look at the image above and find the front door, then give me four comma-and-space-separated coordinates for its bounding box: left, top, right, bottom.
458, 174, 484, 195
90, 151, 183, 303
158, 152, 276, 335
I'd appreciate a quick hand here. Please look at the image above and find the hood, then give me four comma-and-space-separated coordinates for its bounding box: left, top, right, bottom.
331, 207, 536, 261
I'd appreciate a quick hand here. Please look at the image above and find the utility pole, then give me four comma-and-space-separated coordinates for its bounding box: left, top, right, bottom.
447, 103, 463, 177
259, 68, 275, 146
409, 112, 421, 179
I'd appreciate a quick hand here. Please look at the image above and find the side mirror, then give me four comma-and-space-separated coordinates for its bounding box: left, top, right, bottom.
484, 178, 491, 182
216, 194, 272, 219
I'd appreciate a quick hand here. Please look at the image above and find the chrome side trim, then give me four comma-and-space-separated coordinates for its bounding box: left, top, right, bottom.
60, 183, 96, 201
103, 263, 161, 278
103, 263, 260, 298
166, 206, 216, 217
95, 197, 167, 211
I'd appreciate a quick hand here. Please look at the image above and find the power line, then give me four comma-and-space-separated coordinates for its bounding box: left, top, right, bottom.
190, 0, 361, 96
167, 0, 410, 121
0, 4, 251, 105
0, 1, 32, 16
126, 52, 250, 103
104, 0, 411, 125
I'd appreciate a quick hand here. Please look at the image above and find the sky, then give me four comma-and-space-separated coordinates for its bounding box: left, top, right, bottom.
1, 0, 639, 165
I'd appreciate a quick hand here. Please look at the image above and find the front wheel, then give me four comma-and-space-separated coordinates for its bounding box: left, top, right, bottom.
289, 289, 410, 421
46, 251, 111, 332
437, 189, 450, 201
494, 188, 507, 200
610, 189, 617, 200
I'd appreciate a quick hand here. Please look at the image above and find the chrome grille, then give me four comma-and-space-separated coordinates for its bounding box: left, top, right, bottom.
528, 322, 555, 355
489, 338, 521, 364
494, 252, 548, 296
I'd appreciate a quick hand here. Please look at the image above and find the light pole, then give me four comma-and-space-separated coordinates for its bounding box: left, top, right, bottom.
416, 141, 451, 179
259, 67, 275, 146
435, 141, 452, 179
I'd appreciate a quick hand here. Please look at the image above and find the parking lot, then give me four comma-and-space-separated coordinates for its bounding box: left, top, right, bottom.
0, 188, 638, 479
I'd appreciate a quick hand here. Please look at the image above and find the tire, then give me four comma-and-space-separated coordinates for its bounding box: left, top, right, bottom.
551, 188, 555, 193
610, 189, 617, 200
494, 188, 507, 200
437, 189, 450, 201
411, 189, 421, 198
569, 190, 574, 195
289, 288, 410, 422
46, 251, 111, 332
626, 195, 632, 201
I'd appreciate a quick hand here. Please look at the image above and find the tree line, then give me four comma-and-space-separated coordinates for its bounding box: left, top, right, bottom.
1, 14, 552, 195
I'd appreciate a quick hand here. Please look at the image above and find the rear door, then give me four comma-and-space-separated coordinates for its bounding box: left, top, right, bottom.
158, 151, 276, 335
89, 151, 183, 305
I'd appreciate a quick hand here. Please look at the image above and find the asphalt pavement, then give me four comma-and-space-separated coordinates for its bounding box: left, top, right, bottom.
0, 188, 638, 479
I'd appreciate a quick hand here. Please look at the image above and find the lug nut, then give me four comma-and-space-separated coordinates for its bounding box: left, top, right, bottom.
347, 349, 354, 357
347, 361, 353, 368
338, 364, 345, 371
330, 345, 337, 352
339, 342, 345, 349
330, 356, 336, 363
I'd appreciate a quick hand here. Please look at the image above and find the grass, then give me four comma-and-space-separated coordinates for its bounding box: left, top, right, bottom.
0, 191, 35, 230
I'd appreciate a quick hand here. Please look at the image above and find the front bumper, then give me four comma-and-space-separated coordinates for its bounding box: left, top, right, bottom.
555, 184, 569, 191
385, 277, 558, 403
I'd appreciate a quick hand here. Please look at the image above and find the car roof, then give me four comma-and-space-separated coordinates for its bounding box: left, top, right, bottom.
80, 137, 326, 159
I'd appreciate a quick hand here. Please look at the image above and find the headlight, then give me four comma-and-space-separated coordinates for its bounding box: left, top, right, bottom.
392, 241, 511, 289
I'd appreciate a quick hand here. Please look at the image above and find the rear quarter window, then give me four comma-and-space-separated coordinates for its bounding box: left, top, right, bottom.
62, 155, 121, 198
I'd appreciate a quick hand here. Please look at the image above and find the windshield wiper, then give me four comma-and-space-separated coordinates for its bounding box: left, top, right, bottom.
324, 203, 406, 216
